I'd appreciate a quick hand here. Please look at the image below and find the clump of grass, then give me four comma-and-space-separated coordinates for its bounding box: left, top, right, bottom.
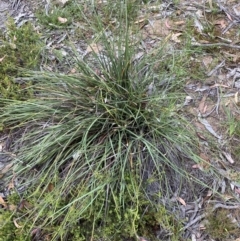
0, 3, 213, 241
36, 0, 83, 29
223, 107, 240, 162
93, 0, 141, 25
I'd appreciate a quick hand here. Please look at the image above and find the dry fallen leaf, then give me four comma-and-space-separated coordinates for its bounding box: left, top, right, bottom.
198, 94, 208, 114
10, 43, 17, 49
209, 83, 230, 88
192, 164, 202, 169
8, 175, 15, 190
196, 132, 206, 140
0, 196, 7, 208
199, 223, 206, 230
198, 115, 222, 139
47, 183, 54, 192
13, 219, 22, 228
0, 55, 6, 62
208, 0, 213, 9
206, 190, 212, 197
222, 194, 234, 201
192, 153, 210, 171
225, 11, 233, 21
70, 68, 76, 74
145, 19, 171, 37
132, 52, 144, 62
176, 197, 186, 206
225, 100, 230, 107
134, 18, 146, 24
235, 92, 239, 104
183, 95, 193, 106
202, 55, 213, 69
165, 19, 171, 28
200, 153, 210, 162
235, 187, 240, 194
214, 19, 227, 29
18, 200, 32, 210
86, 43, 103, 55
58, 17, 68, 24
0, 142, 4, 152
174, 20, 185, 26
222, 151, 234, 164
171, 33, 182, 43
1, 163, 13, 174
57, 0, 69, 6
200, 153, 210, 169
8, 204, 17, 211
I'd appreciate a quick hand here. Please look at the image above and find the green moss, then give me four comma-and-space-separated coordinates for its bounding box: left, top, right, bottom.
0, 210, 28, 241
0, 19, 42, 100
206, 209, 240, 240
0, 191, 31, 241
0, 172, 183, 241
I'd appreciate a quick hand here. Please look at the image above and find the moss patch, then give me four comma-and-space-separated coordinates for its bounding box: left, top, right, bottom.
0, 173, 182, 241
205, 208, 240, 240
0, 19, 42, 100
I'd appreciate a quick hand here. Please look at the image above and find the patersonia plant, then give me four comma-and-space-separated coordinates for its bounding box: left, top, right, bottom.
0, 7, 209, 241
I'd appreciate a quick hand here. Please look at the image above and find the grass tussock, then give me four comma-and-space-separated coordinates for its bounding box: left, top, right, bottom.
0, 2, 214, 241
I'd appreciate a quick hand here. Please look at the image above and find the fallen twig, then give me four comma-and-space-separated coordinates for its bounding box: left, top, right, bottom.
192, 42, 240, 49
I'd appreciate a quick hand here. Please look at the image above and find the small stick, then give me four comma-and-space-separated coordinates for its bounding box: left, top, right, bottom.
192, 42, 240, 49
